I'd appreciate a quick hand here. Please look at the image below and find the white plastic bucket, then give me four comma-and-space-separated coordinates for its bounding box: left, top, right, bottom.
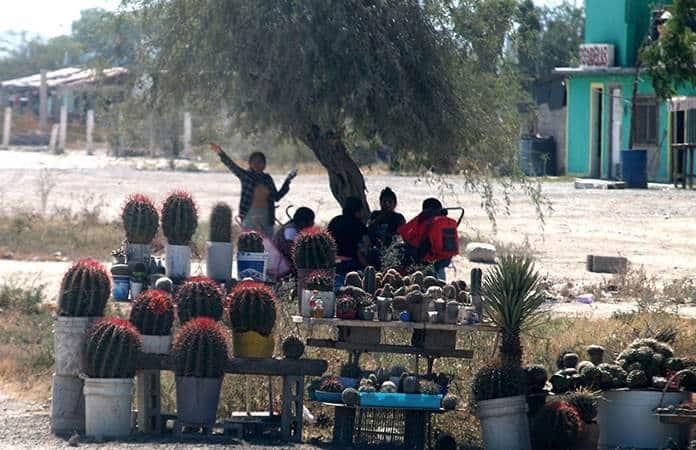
141, 335, 171, 354
597, 389, 689, 450
206, 241, 233, 282
130, 281, 143, 300
126, 243, 151, 264
476, 395, 531, 450
165, 244, 191, 280
51, 374, 85, 434
54, 317, 94, 376
236, 251, 267, 282
84, 378, 134, 439
175, 376, 223, 426
301, 290, 336, 317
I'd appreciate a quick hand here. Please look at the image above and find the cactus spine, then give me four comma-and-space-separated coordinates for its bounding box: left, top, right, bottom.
237, 231, 264, 253
227, 282, 277, 336
58, 258, 111, 317
161, 190, 198, 245
172, 317, 229, 378
292, 228, 337, 269
209, 202, 232, 243
84, 317, 142, 378
122, 193, 159, 244
129, 290, 174, 336
175, 276, 225, 323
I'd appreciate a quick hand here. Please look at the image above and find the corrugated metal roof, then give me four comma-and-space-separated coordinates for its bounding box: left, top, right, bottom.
1, 66, 128, 89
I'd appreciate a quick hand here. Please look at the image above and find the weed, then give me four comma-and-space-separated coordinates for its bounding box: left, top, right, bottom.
0, 276, 45, 314
35, 168, 56, 217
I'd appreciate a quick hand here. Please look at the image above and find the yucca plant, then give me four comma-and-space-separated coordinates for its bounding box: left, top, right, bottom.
482, 255, 546, 367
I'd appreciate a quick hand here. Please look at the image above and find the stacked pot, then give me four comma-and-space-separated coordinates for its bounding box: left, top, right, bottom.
206, 202, 234, 283
292, 228, 337, 315
162, 191, 198, 281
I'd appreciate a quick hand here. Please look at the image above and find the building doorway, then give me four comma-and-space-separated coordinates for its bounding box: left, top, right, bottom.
590, 85, 604, 178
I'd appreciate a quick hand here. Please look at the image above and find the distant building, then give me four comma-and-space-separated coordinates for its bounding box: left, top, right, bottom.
555, 0, 695, 183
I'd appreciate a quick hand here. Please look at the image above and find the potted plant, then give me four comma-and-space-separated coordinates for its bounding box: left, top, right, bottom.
129, 289, 175, 354
172, 317, 228, 427
227, 282, 277, 358
565, 388, 601, 450
314, 375, 344, 402
122, 193, 159, 268
530, 400, 584, 450
206, 202, 233, 282
525, 364, 549, 417
83, 317, 142, 439
161, 191, 198, 281
292, 228, 337, 311
335, 295, 357, 320
51, 259, 110, 435
174, 276, 225, 324
301, 271, 336, 317
236, 231, 267, 281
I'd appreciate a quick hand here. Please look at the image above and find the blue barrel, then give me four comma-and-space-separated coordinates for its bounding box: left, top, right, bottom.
620, 150, 648, 188
518, 137, 557, 176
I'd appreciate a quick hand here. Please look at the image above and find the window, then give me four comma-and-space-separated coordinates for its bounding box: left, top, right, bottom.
632, 97, 658, 145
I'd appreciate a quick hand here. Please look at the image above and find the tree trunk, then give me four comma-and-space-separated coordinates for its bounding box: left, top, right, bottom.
302, 126, 370, 220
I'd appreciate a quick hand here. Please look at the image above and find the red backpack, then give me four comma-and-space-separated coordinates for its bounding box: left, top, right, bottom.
399, 208, 462, 262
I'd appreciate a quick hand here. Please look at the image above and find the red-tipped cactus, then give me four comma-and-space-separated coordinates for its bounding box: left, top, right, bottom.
209, 202, 232, 243
84, 317, 142, 378
175, 276, 224, 323
227, 282, 277, 336
129, 290, 174, 336
531, 401, 584, 450
58, 258, 111, 317
237, 231, 264, 253
292, 228, 337, 269
122, 193, 159, 244
161, 191, 198, 246
172, 317, 229, 378
305, 271, 334, 291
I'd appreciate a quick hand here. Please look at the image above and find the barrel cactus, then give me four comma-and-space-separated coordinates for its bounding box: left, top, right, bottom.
525, 364, 549, 393
305, 272, 333, 292
344, 272, 363, 288
84, 317, 142, 378
122, 193, 159, 244
161, 190, 198, 245
292, 228, 337, 269
564, 388, 599, 424
238, 231, 264, 253
319, 375, 344, 392
586, 345, 605, 365
472, 362, 527, 402
58, 259, 111, 317
175, 276, 225, 323
172, 317, 229, 378
531, 401, 583, 450
129, 290, 174, 336
227, 282, 277, 336
209, 202, 232, 243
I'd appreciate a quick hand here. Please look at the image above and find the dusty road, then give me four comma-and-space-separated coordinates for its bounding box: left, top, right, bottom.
2, 148, 696, 298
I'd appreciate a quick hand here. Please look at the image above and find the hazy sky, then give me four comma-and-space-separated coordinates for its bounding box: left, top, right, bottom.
1, 0, 574, 39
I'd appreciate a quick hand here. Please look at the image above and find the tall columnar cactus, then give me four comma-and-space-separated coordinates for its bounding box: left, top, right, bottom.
161, 190, 198, 245
237, 231, 264, 253
129, 290, 175, 336
292, 228, 337, 269
175, 276, 224, 323
172, 317, 229, 378
58, 258, 111, 317
227, 282, 277, 336
209, 202, 232, 243
122, 193, 159, 244
363, 266, 377, 295
84, 317, 142, 378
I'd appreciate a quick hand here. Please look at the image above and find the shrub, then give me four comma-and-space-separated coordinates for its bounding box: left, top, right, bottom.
161, 190, 198, 245
129, 290, 174, 336
84, 317, 142, 378
227, 282, 277, 336
175, 276, 224, 323
122, 193, 159, 244
57, 259, 110, 317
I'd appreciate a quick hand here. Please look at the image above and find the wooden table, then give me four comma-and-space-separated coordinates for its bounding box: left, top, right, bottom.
134, 354, 327, 441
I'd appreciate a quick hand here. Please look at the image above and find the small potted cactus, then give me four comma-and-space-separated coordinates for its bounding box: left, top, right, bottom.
301, 271, 336, 317
236, 231, 267, 281
292, 228, 337, 311
51, 259, 111, 435
335, 295, 357, 320
174, 277, 225, 323
83, 317, 142, 439
122, 193, 159, 268
530, 401, 583, 450
161, 191, 198, 280
227, 282, 277, 358
564, 388, 600, 450
172, 318, 228, 427
314, 375, 345, 403
129, 290, 175, 354
206, 202, 234, 282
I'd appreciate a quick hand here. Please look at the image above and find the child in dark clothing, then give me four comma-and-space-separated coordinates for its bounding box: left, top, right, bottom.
367, 187, 406, 268
328, 197, 369, 274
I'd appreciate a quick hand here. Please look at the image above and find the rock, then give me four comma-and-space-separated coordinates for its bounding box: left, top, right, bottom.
68, 432, 80, 446
465, 242, 496, 263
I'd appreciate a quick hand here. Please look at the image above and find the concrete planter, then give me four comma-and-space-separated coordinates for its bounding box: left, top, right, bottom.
175, 377, 223, 426
141, 335, 171, 355
54, 316, 96, 376
597, 389, 689, 450
84, 378, 134, 439
206, 241, 233, 282
126, 243, 151, 266
165, 244, 191, 280
476, 395, 531, 450
50, 374, 85, 435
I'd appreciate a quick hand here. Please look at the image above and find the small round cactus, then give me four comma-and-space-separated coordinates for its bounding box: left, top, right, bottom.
586, 344, 605, 365
319, 375, 343, 393
209, 202, 232, 243
237, 231, 264, 253
472, 363, 527, 402
175, 276, 225, 323
525, 364, 548, 393
227, 282, 277, 336
305, 271, 333, 292
292, 228, 337, 269
626, 369, 649, 388
129, 289, 174, 336
282, 336, 305, 359
172, 317, 229, 378
342, 388, 360, 406
58, 258, 111, 317
122, 193, 159, 244
562, 353, 580, 369
161, 190, 198, 245
84, 317, 142, 378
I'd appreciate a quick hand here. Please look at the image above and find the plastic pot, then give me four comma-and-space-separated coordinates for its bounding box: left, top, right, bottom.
175, 376, 223, 426
232, 331, 274, 358
476, 395, 531, 450
54, 316, 96, 376
301, 290, 336, 318
237, 251, 267, 282
165, 244, 191, 280
84, 378, 134, 439
206, 241, 233, 282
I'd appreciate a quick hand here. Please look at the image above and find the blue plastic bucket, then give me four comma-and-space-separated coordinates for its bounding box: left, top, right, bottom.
620, 150, 648, 189
237, 252, 267, 281
112, 275, 130, 301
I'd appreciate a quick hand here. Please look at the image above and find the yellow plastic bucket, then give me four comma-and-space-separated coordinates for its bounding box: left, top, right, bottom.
232, 331, 275, 358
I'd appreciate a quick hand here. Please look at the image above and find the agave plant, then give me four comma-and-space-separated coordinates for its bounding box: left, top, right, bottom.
482, 255, 546, 367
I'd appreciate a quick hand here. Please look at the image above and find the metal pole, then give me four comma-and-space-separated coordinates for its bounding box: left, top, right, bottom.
86, 110, 94, 155
2, 107, 11, 147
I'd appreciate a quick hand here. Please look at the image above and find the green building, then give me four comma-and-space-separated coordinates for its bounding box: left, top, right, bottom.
556, 0, 696, 182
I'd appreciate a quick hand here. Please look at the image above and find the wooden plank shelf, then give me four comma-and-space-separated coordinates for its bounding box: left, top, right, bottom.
292, 315, 498, 333
136, 354, 327, 376
307, 338, 474, 359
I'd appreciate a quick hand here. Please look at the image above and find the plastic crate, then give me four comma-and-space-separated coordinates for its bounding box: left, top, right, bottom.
353, 407, 430, 450
359, 393, 442, 410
